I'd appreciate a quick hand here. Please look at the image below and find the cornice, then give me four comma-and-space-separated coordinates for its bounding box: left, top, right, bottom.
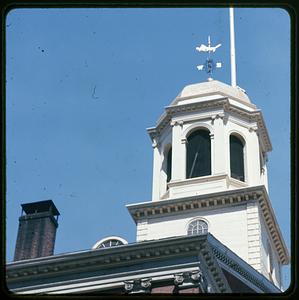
147, 98, 228, 141
209, 235, 281, 293
174, 91, 256, 110
257, 190, 290, 264
147, 97, 272, 152
7, 235, 230, 294
6, 236, 207, 282
126, 185, 288, 265
127, 186, 262, 220
6, 234, 280, 294
197, 239, 231, 293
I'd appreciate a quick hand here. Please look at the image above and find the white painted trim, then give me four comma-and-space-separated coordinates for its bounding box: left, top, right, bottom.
181, 122, 214, 139
13, 264, 200, 294
185, 216, 211, 233
168, 174, 228, 188
92, 236, 128, 250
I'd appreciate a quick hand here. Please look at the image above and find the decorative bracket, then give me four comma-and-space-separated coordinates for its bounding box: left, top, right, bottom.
124, 278, 152, 294
171, 120, 184, 128
249, 125, 258, 133
152, 138, 159, 149
124, 280, 134, 292
211, 113, 228, 125
174, 273, 185, 285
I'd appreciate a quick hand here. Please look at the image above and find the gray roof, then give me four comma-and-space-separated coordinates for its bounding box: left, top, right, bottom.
6, 234, 280, 294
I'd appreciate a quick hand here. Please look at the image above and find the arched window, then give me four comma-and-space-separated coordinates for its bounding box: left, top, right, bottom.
187, 219, 208, 236
230, 135, 245, 181
166, 147, 172, 183
186, 129, 211, 178
92, 236, 128, 250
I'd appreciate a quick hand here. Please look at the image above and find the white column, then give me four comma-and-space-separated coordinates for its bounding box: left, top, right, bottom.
262, 163, 269, 192
213, 116, 228, 175
246, 129, 261, 186
171, 121, 185, 181
151, 140, 161, 201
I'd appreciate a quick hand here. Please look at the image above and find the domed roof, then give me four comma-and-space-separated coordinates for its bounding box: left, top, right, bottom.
171, 80, 253, 107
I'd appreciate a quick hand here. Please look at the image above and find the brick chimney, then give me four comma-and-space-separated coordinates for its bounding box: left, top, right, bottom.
13, 200, 60, 261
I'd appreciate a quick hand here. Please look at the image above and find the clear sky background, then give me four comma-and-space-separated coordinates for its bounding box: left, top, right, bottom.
6, 8, 290, 289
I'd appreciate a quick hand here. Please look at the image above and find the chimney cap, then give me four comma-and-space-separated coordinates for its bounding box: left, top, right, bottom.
21, 200, 60, 216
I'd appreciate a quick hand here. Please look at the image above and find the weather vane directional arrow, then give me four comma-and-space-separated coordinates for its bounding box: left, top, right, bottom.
196, 36, 222, 81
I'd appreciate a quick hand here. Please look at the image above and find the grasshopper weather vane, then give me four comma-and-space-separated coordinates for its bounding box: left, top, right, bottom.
196, 36, 222, 81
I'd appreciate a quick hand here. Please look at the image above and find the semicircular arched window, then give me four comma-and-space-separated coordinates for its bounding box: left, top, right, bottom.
187, 219, 208, 236
92, 236, 128, 250
186, 129, 211, 178
230, 134, 245, 181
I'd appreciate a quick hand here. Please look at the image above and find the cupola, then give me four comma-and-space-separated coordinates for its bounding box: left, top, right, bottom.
148, 79, 271, 201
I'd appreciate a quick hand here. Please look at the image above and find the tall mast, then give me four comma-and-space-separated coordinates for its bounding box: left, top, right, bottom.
229, 7, 237, 87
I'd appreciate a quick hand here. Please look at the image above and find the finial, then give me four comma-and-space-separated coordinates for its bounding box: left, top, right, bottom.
196, 36, 222, 81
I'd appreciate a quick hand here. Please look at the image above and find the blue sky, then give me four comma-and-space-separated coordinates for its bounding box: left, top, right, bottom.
6, 8, 290, 289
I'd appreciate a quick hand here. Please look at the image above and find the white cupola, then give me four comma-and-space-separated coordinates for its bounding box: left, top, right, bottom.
127, 34, 288, 289
147, 80, 271, 201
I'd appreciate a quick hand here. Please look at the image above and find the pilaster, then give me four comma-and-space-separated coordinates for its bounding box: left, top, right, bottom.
136, 219, 148, 242
151, 139, 161, 201
246, 127, 261, 186
246, 200, 261, 272
212, 113, 228, 175
171, 121, 184, 181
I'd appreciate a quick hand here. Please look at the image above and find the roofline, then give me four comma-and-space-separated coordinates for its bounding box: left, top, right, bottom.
7, 234, 280, 293
146, 98, 272, 152
207, 234, 281, 293
126, 185, 264, 211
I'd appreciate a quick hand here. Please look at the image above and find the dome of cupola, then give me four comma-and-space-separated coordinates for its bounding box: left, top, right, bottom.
170, 80, 254, 108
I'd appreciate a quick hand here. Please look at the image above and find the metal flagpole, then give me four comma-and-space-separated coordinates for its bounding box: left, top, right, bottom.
229, 7, 237, 87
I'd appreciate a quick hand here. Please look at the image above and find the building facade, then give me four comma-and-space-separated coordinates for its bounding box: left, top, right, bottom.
6, 79, 289, 294
127, 80, 289, 288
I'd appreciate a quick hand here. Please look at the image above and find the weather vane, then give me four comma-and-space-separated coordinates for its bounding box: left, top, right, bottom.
196, 36, 222, 81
